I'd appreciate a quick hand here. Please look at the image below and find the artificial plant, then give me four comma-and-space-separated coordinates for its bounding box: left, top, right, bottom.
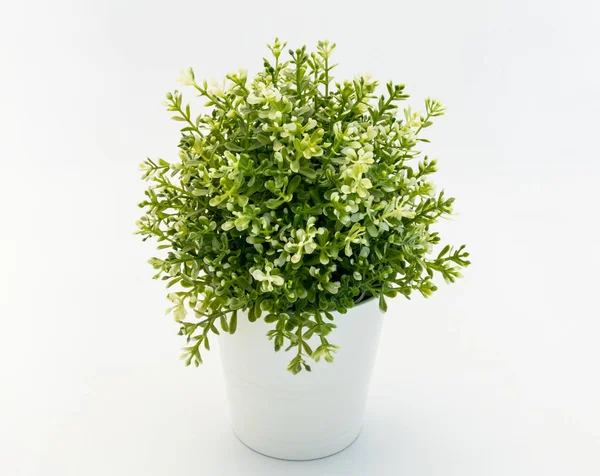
137, 39, 470, 373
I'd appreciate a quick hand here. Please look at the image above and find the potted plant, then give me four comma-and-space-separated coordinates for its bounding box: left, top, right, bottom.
137, 39, 469, 460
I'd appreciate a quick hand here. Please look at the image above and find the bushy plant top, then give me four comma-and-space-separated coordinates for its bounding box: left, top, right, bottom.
137, 39, 470, 373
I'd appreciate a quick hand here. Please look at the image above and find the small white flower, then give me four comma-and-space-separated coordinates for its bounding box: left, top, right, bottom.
208, 78, 226, 97
177, 67, 196, 86
280, 122, 298, 139
365, 126, 378, 140
305, 118, 317, 130
250, 263, 285, 292
342, 147, 357, 160
356, 102, 368, 114
247, 93, 263, 105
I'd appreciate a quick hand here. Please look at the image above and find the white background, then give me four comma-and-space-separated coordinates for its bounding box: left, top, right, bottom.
1, 0, 599, 474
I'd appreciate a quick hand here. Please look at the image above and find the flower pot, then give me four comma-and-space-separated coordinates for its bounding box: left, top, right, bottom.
219, 298, 384, 460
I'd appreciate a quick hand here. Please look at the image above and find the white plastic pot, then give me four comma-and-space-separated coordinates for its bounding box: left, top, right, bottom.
219, 298, 384, 460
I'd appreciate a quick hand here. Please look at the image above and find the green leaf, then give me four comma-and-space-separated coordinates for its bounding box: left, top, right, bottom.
367, 225, 378, 237
248, 306, 257, 322
437, 244, 450, 259
265, 198, 284, 209
378, 293, 388, 312
220, 314, 229, 333
225, 142, 244, 152
287, 175, 302, 194
229, 311, 238, 334
290, 159, 300, 173
264, 314, 278, 323
298, 166, 317, 179
302, 341, 313, 355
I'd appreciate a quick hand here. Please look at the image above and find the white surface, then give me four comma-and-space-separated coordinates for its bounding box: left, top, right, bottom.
1, 0, 599, 474
220, 299, 383, 460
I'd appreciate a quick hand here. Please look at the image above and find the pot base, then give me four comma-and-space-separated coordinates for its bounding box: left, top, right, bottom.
233, 427, 362, 461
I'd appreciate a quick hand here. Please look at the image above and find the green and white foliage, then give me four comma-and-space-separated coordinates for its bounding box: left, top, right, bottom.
137, 39, 470, 374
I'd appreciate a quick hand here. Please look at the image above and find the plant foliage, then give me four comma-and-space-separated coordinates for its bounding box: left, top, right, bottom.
137, 39, 470, 373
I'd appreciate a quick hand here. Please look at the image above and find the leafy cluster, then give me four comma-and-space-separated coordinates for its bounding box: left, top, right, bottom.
137, 39, 470, 373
